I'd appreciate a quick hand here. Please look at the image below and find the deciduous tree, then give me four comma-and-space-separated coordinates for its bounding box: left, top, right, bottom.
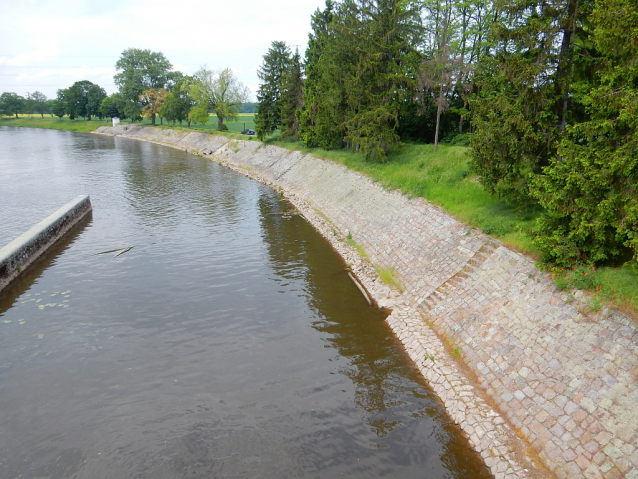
140, 88, 168, 125
114, 48, 173, 121
27, 91, 49, 118
190, 67, 250, 130
0, 92, 26, 118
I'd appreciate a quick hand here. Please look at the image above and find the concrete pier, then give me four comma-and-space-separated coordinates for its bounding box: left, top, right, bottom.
0, 195, 92, 293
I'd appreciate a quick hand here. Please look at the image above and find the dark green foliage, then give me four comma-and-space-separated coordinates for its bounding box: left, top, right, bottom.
55, 81, 106, 120
470, 0, 592, 206
299, 0, 422, 160
51, 99, 65, 119
530, 0, 638, 266
114, 48, 173, 121
0, 92, 26, 118
239, 103, 258, 113
255, 41, 292, 139
343, 0, 423, 160
279, 49, 304, 140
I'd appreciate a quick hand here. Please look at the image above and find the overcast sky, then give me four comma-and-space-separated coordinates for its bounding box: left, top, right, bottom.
0, 0, 326, 101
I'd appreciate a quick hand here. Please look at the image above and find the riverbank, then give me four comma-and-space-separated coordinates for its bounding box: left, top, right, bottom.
8, 118, 637, 318
94, 125, 638, 479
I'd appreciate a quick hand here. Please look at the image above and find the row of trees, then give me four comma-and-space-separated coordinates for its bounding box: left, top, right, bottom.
1, 48, 251, 130
105, 49, 249, 129
471, 0, 638, 267
255, 0, 494, 159
254, 0, 638, 266
0, 91, 54, 118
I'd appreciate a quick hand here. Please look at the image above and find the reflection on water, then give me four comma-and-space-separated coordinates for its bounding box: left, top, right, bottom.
0, 127, 490, 478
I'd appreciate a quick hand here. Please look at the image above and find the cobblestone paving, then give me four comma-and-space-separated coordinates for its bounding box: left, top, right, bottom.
96, 126, 638, 479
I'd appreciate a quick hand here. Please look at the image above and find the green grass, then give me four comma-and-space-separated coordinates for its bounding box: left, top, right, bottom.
0, 113, 256, 134
143, 113, 255, 133
0, 116, 112, 133
273, 137, 541, 254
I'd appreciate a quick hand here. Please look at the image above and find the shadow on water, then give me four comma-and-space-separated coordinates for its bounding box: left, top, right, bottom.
0, 212, 93, 313
257, 195, 491, 477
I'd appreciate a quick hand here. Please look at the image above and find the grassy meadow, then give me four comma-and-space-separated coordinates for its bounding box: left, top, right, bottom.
3, 114, 637, 319
0, 113, 256, 134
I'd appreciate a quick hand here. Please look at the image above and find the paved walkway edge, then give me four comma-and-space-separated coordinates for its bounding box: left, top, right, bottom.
94, 126, 638, 479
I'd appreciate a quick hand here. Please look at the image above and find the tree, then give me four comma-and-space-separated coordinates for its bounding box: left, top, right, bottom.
341, 0, 423, 160
470, 0, 594, 206
279, 49, 304, 140
161, 77, 195, 127
114, 48, 173, 121
298, 0, 344, 149
529, 0, 638, 266
100, 95, 120, 119
27, 91, 49, 118
255, 41, 292, 139
0, 92, 26, 118
58, 80, 106, 120
298, 0, 422, 160
51, 98, 66, 119
140, 88, 168, 125
190, 66, 250, 130
88, 84, 107, 120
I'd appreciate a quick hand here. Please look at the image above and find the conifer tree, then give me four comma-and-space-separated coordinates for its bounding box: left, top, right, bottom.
298, 1, 338, 148
530, 0, 638, 265
279, 49, 304, 140
342, 0, 422, 160
255, 41, 292, 139
470, 0, 592, 206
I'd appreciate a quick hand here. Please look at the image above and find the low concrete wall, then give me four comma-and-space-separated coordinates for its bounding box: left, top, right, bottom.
0, 195, 92, 293
95, 125, 638, 479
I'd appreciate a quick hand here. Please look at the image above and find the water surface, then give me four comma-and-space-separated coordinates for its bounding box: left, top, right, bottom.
0, 126, 490, 478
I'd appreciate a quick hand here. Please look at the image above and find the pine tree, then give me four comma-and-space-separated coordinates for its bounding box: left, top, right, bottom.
298, 0, 349, 149
470, 0, 592, 206
342, 0, 422, 160
530, 0, 638, 265
279, 49, 304, 140
255, 41, 292, 139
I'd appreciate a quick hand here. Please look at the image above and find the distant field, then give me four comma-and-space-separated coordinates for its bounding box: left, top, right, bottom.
0, 114, 256, 134
0, 116, 111, 133
130, 114, 256, 133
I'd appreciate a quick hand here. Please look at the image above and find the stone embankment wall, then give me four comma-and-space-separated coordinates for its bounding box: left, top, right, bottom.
95, 125, 638, 479
0, 195, 92, 293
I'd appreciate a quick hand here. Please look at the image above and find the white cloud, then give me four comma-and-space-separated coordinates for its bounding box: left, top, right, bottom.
0, 0, 324, 98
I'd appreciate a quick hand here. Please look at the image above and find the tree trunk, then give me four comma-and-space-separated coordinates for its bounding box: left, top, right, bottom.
217, 114, 224, 130
434, 82, 444, 150
556, 0, 579, 131
151, 113, 156, 125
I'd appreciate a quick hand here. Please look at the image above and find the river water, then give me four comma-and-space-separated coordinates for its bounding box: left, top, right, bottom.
0, 126, 490, 478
